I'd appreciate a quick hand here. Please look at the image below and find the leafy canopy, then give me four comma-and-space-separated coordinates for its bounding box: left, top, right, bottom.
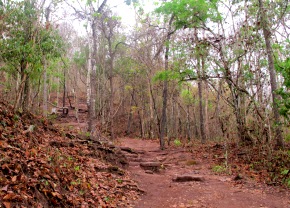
155, 0, 220, 29
0, 0, 64, 77
276, 57, 290, 119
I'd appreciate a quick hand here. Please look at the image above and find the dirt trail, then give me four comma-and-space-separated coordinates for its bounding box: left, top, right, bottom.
119, 138, 290, 208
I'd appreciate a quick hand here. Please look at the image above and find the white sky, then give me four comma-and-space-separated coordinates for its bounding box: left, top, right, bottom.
59, 0, 156, 34
110, 0, 156, 28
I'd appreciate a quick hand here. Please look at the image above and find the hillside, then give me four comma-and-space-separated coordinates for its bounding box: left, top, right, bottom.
0, 100, 140, 208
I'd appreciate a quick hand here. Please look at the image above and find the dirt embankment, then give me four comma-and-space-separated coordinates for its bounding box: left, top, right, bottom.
0, 101, 140, 208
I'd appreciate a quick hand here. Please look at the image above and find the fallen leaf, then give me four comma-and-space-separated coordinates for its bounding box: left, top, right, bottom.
11, 175, 17, 182
3, 202, 11, 208
31, 148, 37, 156
51, 192, 63, 200
1, 185, 9, 192
3, 193, 16, 200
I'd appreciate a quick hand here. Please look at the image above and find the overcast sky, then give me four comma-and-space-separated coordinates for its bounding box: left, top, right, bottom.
54, 0, 156, 35
109, 0, 155, 28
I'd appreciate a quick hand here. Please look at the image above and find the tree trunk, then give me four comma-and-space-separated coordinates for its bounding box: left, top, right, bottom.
195, 30, 206, 144
87, 0, 108, 134
14, 62, 28, 111
160, 15, 174, 150
202, 55, 209, 139
198, 80, 206, 143
88, 8, 97, 134
43, 63, 48, 117
108, 40, 115, 140
62, 68, 66, 108
43, 5, 50, 117
258, 0, 284, 148
126, 91, 134, 135
23, 76, 30, 112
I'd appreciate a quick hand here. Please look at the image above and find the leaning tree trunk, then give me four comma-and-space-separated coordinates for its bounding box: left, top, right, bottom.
258, 0, 284, 148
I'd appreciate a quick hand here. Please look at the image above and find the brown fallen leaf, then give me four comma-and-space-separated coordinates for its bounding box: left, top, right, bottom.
3, 201, 11, 208
11, 175, 17, 182
51, 191, 63, 200
3, 193, 17, 200
0, 141, 8, 148
1, 184, 9, 192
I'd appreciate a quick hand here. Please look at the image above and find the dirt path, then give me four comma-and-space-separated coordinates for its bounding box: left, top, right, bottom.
119, 138, 290, 208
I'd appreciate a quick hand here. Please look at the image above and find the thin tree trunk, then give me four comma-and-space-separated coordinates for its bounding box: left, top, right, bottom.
195, 30, 206, 144
43, 63, 48, 116
43, 5, 51, 117
23, 75, 30, 112
160, 15, 174, 150
87, 0, 107, 134
258, 0, 284, 148
88, 9, 97, 134
202, 57, 209, 139
147, 74, 160, 138
186, 105, 192, 140
126, 91, 134, 135
108, 42, 115, 140
14, 62, 28, 111
62, 68, 66, 108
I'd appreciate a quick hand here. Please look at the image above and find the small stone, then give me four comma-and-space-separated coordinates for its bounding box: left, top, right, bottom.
145, 170, 154, 174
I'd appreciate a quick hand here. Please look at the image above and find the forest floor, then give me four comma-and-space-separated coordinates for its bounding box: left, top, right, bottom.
47, 98, 290, 208
51, 101, 290, 208
118, 138, 290, 208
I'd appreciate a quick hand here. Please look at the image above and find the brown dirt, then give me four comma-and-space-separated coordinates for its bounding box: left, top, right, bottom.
51, 100, 289, 208
118, 138, 290, 208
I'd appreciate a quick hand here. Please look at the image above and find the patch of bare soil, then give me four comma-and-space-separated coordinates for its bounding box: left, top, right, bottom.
119, 138, 290, 208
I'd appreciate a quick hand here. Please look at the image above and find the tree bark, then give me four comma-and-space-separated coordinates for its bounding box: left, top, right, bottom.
14, 62, 28, 111
108, 38, 115, 140
258, 0, 284, 148
87, 1, 108, 134
43, 62, 48, 116
88, 16, 97, 134
43, 4, 51, 117
195, 30, 206, 144
160, 15, 175, 150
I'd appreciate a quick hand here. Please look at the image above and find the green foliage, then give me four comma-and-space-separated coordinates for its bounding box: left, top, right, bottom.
74, 165, 81, 171
0, 0, 65, 85
280, 169, 290, 187
275, 57, 290, 119
281, 169, 289, 175
212, 165, 227, 173
155, 0, 220, 29
173, 139, 182, 146
116, 179, 123, 183
153, 70, 180, 82
180, 89, 194, 105
285, 134, 290, 142
73, 50, 87, 68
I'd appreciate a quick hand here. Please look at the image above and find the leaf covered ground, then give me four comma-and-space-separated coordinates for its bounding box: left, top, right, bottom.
0, 101, 140, 208
203, 141, 290, 187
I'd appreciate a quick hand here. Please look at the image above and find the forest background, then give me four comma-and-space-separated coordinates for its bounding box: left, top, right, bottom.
0, 0, 290, 186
